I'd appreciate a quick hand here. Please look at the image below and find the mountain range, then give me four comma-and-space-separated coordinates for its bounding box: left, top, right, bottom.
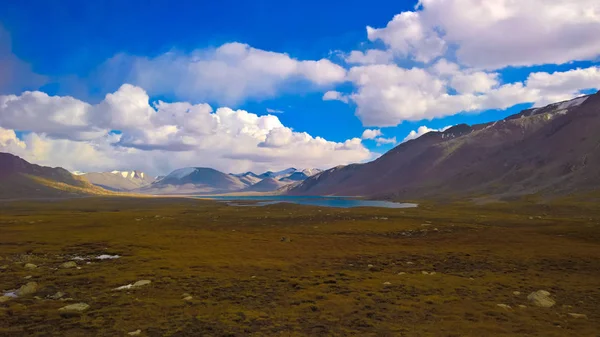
0, 153, 112, 199
289, 91, 600, 200
140, 167, 322, 195
2, 92, 599, 200
81, 171, 156, 191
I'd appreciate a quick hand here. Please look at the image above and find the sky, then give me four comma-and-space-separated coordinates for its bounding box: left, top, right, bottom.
0, 0, 599, 176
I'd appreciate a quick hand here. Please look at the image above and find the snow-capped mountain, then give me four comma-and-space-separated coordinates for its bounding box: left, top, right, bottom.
82, 170, 155, 191
139, 167, 323, 195
141, 167, 248, 194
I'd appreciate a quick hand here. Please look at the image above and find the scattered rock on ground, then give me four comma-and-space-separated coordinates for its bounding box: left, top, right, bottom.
50, 292, 65, 300
61, 261, 77, 269
280, 237, 291, 242
58, 303, 90, 316
0, 296, 11, 303
513, 291, 521, 296
383, 282, 391, 285
115, 280, 152, 290
16, 282, 39, 296
497, 304, 512, 310
397, 272, 406, 275
24, 263, 37, 270
128, 330, 142, 336
133, 280, 151, 287
568, 313, 588, 319
527, 290, 556, 308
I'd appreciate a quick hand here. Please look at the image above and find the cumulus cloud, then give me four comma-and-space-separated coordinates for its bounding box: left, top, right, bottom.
367, 11, 446, 63
266, 108, 284, 114
345, 49, 393, 65
322, 90, 350, 103
369, 0, 600, 69
104, 42, 346, 105
402, 125, 452, 143
347, 63, 600, 126
0, 85, 372, 175
361, 129, 382, 139
374, 137, 397, 146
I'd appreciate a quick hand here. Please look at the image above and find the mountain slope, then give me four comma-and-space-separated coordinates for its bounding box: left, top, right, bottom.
289, 93, 600, 199
0, 153, 111, 199
141, 167, 249, 194
82, 170, 155, 191
241, 178, 292, 192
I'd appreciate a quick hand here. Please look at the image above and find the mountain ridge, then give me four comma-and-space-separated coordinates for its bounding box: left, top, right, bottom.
289, 92, 600, 200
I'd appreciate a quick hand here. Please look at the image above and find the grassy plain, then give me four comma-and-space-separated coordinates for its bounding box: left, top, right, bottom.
0, 197, 599, 336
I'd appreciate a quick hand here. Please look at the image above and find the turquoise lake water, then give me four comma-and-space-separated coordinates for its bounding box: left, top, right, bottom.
201, 196, 417, 209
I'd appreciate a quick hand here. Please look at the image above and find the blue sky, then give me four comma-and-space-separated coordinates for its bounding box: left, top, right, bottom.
0, 0, 599, 175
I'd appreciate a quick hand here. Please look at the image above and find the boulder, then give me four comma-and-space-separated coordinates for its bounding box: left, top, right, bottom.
61, 261, 77, 269
16, 282, 39, 296
527, 290, 555, 308
59, 303, 90, 316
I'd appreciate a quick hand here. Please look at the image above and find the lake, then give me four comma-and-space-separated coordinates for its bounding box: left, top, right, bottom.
201, 195, 417, 209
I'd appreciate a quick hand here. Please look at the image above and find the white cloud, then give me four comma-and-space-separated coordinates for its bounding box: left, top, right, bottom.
369, 0, 600, 69
0, 85, 372, 175
450, 71, 499, 94
402, 125, 452, 143
367, 11, 446, 63
322, 90, 350, 103
375, 137, 397, 146
105, 42, 347, 105
266, 108, 284, 114
345, 49, 393, 65
347, 63, 600, 127
361, 129, 382, 139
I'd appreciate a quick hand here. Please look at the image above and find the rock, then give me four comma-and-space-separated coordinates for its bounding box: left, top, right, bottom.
367, 264, 374, 268
16, 282, 38, 296
128, 330, 142, 336
61, 261, 77, 269
115, 280, 151, 290
513, 291, 521, 296
0, 296, 11, 303
0, 265, 8, 270
24, 263, 37, 269
280, 237, 291, 242
527, 290, 556, 308
568, 313, 588, 319
383, 282, 391, 285
183, 296, 193, 301
133, 280, 151, 287
58, 303, 90, 316
421, 271, 436, 275
497, 304, 512, 310
397, 272, 406, 275
24, 275, 32, 280
518, 305, 527, 309
49, 292, 65, 300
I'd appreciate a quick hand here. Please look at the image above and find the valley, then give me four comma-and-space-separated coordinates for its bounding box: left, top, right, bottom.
1, 197, 599, 336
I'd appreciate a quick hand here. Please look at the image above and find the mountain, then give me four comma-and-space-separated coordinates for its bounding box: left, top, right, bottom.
0, 153, 110, 199
140, 167, 249, 194
230, 172, 262, 186
82, 170, 155, 191
257, 168, 297, 179
241, 177, 291, 192
289, 92, 600, 200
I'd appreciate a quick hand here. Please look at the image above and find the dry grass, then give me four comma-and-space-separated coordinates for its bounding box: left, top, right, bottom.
0, 197, 599, 336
